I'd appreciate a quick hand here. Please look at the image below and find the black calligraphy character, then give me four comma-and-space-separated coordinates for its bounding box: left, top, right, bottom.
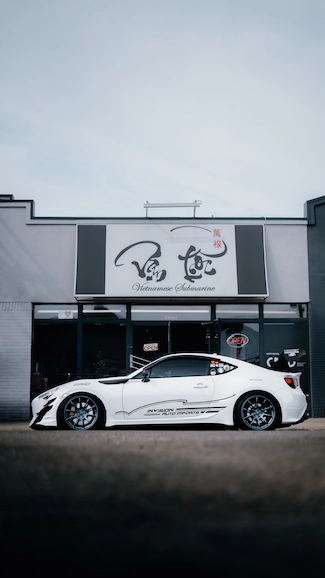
178, 243, 227, 283
115, 241, 167, 282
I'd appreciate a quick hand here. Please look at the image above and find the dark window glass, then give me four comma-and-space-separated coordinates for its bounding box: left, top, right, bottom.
132, 325, 168, 369
149, 357, 210, 378
82, 324, 126, 378
264, 304, 307, 319
32, 325, 77, 397
264, 323, 309, 394
220, 322, 259, 364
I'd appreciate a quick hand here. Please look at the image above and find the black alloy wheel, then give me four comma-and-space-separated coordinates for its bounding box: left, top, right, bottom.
59, 394, 103, 430
236, 392, 278, 431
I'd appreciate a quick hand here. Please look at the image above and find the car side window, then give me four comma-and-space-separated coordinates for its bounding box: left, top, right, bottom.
209, 359, 237, 375
149, 357, 211, 378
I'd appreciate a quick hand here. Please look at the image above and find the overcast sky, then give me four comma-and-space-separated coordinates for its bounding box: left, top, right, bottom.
1, 0, 324, 219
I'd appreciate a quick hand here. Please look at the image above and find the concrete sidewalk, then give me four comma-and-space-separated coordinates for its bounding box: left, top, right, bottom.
283, 417, 325, 430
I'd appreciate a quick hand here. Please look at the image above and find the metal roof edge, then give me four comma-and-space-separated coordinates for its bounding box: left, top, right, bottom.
0, 197, 309, 225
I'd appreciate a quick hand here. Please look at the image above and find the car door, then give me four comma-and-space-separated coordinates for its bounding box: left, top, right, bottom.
208, 358, 240, 410
122, 356, 215, 422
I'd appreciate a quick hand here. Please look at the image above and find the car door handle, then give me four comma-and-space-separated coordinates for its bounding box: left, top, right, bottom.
193, 384, 209, 389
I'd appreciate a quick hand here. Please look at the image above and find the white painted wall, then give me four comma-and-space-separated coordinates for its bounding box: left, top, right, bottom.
0, 205, 76, 302
0, 202, 309, 304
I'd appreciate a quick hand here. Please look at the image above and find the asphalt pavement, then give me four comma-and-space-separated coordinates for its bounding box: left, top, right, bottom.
0, 418, 325, 577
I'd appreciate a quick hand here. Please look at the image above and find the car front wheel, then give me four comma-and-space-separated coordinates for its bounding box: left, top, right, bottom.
236, 393, 279, 431
59, 394, 103, 430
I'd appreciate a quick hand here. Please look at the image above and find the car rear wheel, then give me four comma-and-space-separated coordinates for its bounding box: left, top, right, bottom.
236, 393, 279, 431
59, 394, 103, 430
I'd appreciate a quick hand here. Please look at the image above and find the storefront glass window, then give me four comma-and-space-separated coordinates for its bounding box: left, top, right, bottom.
220, 322, 259, 364
83, 304, 126, 319
82, 324, 126, 377
263, 304, 307, 318
32, 325, 77, 397
131, 305, 211, 321
34, 304, 78, 319
215, 304, 259, 318
264, 322, 309, 393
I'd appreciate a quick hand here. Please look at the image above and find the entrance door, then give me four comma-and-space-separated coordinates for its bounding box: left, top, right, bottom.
131, 325, 168, 369
131, 322, 211, 370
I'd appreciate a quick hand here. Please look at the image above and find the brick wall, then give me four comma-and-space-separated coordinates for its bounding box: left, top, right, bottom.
0, 302, 32, 420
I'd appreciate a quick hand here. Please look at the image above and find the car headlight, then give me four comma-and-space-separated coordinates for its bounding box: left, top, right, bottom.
38, 387, 60, 400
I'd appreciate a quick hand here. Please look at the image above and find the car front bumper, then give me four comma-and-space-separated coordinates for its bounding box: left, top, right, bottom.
29, 396, 59, 428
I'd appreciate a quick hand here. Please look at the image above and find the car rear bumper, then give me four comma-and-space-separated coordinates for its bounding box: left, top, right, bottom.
295, 409, 310, 424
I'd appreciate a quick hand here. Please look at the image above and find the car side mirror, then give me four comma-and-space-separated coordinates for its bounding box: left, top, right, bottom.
142, 371, 150, 382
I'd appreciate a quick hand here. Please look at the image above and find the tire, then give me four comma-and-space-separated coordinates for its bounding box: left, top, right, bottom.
235, 392, 279, 431
58, 393, 103, 430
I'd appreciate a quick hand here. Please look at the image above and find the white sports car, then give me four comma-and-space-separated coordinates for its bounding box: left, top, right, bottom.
29, 352, 308, 432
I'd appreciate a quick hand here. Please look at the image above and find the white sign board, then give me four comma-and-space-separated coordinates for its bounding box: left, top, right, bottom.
75, 223, 268, 298
106, 224, 237, 297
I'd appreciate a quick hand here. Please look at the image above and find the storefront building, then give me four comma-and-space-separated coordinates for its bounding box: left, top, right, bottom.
1, 194, 324, 421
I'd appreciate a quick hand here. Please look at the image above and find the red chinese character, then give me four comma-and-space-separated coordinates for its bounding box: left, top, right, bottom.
213, 240, 222, 249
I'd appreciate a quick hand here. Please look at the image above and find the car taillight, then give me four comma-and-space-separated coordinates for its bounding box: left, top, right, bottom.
284, 377, 297, 389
